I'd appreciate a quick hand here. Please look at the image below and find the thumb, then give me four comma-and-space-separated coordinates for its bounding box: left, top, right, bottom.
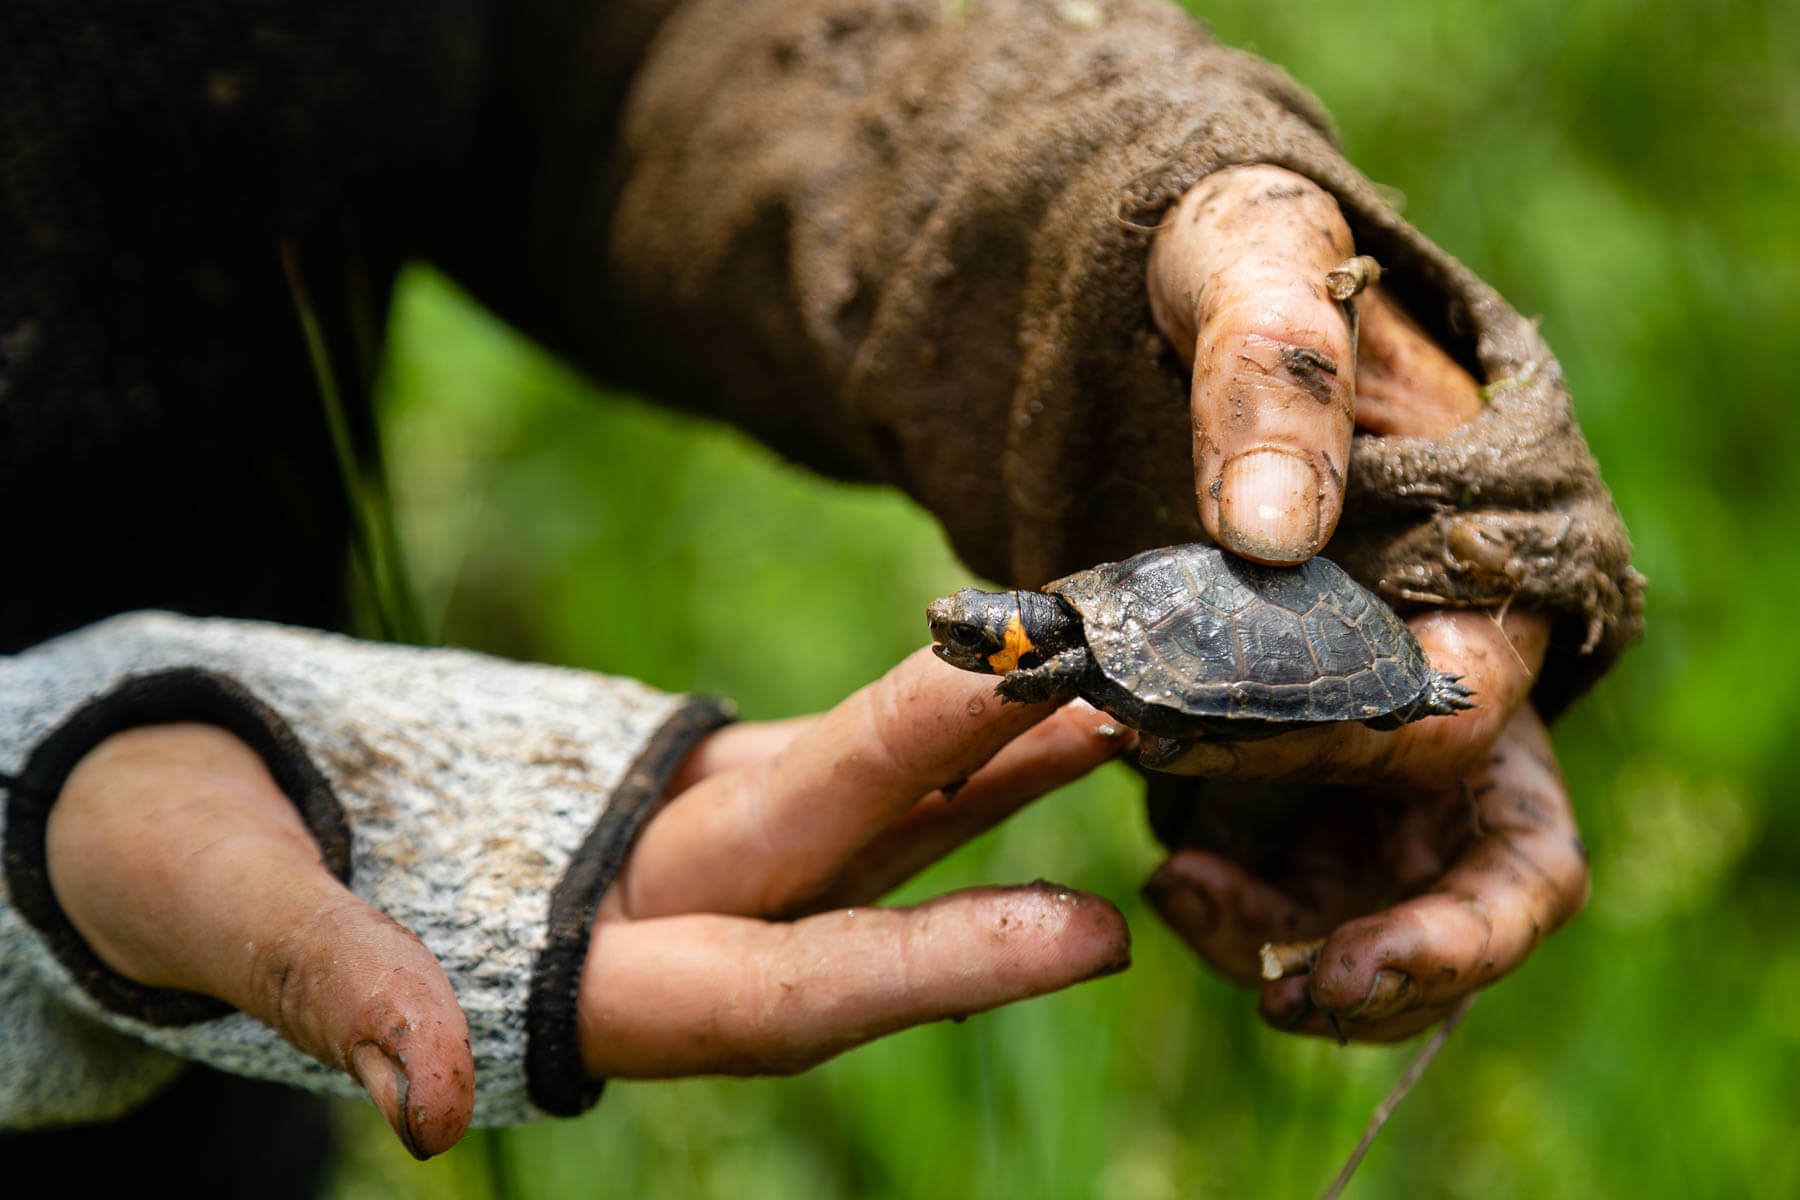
47, 723, 474, 1158
1149, 165, 1359, 565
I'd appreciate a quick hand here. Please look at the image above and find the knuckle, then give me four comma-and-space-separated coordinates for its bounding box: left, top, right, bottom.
242, 898, 377, 1058
244, 921, 322, 1047
718, 927, 817, 1076
862, 671, 940, 786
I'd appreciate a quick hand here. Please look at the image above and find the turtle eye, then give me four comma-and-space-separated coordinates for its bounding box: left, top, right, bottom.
948, 622, 987, 649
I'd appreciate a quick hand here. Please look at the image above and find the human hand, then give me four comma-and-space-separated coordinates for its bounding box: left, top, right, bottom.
577, 647, 1133, 1076
44, 651, 1133, 1152
1137, 165, 1589, 1037
47, 723, 475, 1158
1145, 165, 1550, 783
1141, 703, 1586, 1041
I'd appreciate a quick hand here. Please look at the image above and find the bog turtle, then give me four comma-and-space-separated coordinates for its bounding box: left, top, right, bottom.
926, 542, 1473, 741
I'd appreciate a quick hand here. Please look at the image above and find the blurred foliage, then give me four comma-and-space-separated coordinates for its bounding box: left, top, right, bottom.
327, 1, 1798, 1195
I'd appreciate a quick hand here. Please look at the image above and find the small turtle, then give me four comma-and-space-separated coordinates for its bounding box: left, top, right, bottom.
927, 542, 1473, 741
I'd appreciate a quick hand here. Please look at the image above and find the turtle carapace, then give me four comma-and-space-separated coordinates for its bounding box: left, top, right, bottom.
926, 543, 1474, 741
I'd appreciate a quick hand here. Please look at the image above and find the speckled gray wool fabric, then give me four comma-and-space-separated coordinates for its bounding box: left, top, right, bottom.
0, 612, 704, 1128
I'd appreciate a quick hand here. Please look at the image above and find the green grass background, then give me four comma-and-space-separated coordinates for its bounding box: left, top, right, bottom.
327, 1, 1800, 1195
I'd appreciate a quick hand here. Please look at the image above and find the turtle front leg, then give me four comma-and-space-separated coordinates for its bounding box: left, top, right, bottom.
996, 648, 1092, 705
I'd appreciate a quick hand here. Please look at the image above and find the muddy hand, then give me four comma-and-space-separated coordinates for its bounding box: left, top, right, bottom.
580, 649, 1135, 1077
49, 725, 474, 1158
1135, 606, 1581, 1041
1147, 164, 1481, 564
1138, 166, 1587, 1040
1144, 162, 1551, 793
1145, 706, 1587, 1041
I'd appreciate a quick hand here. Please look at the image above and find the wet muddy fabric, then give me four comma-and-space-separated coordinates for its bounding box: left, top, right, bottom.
593, 0, 1643, 715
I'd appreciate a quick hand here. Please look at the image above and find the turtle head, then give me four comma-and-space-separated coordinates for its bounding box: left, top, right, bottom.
927, 588, 1031, 675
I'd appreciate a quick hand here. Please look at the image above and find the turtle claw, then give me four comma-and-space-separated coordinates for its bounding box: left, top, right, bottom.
995, 647, 1092, 705
1425, 672, 1477, 715
1368, 673, 1475, 729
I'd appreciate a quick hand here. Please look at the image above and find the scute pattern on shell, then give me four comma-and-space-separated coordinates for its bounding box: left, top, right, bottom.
1046, 543, 1436, 726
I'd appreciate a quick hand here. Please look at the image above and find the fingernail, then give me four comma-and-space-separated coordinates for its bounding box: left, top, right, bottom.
352, 1041, 426, 1160
1217, 449, 1320, 564
1348, 967, 1414, 1019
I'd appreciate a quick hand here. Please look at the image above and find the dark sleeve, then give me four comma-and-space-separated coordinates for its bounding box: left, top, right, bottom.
0, 1, 486, 651
444, 0, 1640, 717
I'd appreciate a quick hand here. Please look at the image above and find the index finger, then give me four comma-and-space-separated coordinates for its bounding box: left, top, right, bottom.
612, 648, 1122, 919
1149, 165, 1358, 565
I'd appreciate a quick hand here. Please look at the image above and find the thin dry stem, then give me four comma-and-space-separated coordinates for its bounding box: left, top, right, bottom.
1325, 255, 1382, 302
1259, 937, 1326, 981
1319, 992, 1479, 1200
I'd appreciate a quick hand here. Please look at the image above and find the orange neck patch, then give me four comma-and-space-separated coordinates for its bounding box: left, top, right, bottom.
986, 612, 1036, 674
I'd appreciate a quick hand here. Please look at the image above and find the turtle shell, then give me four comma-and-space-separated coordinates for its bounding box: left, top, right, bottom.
1045, 543, 1437, 731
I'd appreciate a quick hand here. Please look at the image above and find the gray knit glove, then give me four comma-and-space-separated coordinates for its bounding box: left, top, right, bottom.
0, 612, 729, 1128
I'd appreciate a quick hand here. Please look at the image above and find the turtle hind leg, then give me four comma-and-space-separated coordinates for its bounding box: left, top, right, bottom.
1424, 672, 1477, 715
1364, 673, 1477, 730
996, 648, 1091, 705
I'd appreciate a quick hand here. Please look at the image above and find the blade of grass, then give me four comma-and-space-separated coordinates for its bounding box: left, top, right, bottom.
283, 240, 425, 645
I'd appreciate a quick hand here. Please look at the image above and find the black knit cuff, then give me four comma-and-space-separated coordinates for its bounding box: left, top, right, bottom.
1, 668, 349, 1026
523, 697, 735, 1117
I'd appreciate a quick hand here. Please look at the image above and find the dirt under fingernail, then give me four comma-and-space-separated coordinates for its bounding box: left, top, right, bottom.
1350, 967, 1413, 1018
351, 1041, 425, 1160
1218, 448, 1320, 563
